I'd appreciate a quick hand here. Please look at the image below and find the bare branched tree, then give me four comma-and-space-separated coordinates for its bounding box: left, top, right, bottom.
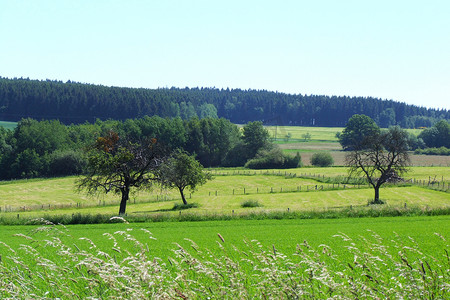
346, 126, 410, 204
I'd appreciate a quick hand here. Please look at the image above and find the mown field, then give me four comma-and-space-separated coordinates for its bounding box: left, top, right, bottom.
0, 166, 448, 218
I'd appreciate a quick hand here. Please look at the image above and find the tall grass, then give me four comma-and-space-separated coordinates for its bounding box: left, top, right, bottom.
0, 222, 448, 298
1, 206, 449, 225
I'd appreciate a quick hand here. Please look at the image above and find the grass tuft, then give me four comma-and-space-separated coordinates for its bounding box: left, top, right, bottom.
172, 203, 199, 211
241, 199, 263, 208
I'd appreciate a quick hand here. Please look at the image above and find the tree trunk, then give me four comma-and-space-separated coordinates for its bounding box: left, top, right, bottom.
179, 187, 188, 205
119, 186, 130, 215
372, 185, 383, 204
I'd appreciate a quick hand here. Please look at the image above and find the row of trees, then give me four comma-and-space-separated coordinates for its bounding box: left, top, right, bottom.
338, 117, 450, 152
0, 116, 298, 180
1, 77, 448, 128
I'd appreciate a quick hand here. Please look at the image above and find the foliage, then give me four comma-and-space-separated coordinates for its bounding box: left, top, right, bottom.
339, 114, 381, 150
346, 125, 410, 204
244, 147, 301, 169
1, 77, 448, 127
414, 147, 450, 156
157, 149, 211, 205
301, 132, 312, 141
407, 132, 425, 150
47, 150, 86, 176
77, 131, 165, 215
242, 121, 270, 159
310, 152, 334, 167
418, 120, 450, 148
0, 116, 260, 180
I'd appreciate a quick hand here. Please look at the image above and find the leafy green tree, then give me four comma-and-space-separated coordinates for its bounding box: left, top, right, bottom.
378, 108, 396, 128
418, 120, 450, 148
339, 114, 381, 150
242, 121, 270, 159
346, 126, 410, 204
157, 149, 211, 205
77, 131, 165, 215
301, 132, 312, 142
11, 148, 42, 178
198, 103, 218, 119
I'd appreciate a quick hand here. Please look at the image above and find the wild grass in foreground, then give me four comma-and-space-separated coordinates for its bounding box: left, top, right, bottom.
0, 221, 448, 299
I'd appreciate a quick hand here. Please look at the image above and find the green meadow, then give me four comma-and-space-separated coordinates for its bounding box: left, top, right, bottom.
0, 123, 449, 297
0, 216, 448, 298
0, 121, 16, 130
0, 166, 448, 219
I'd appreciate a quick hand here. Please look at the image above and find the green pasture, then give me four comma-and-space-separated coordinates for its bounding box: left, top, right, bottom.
0, 216, 448, 260
266, 125, 342, 143
267, 125, 423, 143
1, 216, 448, 298
0, 121, 16, 130
0, 166, 448, 218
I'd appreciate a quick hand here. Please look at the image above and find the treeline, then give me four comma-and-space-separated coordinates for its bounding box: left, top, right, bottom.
0, 117, 299, 180
1, 77, 448, 128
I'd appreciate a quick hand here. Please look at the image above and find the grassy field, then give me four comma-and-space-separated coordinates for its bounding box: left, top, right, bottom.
0, 216, 448, 298
265, 125, 449, 166
0, 166, 448, 218
0, 121, 16, 130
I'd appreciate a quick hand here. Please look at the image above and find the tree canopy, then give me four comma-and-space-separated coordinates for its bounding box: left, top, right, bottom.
339, 114, 381, 150
77, 131, 165, 215
418, 120, 450, 148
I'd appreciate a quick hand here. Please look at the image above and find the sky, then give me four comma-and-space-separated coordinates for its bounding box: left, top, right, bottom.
1, 0, 449, 110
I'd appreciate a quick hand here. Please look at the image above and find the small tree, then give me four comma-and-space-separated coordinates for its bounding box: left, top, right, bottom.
301, 132, 312, 142
158, 149, 211, 205
346, 126, 410, 204
77, 131, 164, 215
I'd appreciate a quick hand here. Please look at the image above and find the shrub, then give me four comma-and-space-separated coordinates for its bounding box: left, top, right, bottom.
414, 147, 450, 156
241, 200, 263, 208
47, 150, 87, 176
172, 203, 199, 210
310, 152, 334, 167
245, 148, 301, 169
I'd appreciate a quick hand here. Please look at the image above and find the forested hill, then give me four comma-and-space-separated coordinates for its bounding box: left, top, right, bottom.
0, 77, 448, 127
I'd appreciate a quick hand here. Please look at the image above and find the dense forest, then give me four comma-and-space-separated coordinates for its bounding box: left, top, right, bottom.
1, 77, 448, 128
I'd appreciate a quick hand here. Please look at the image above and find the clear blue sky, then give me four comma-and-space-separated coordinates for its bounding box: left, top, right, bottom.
1, 0, 449, 110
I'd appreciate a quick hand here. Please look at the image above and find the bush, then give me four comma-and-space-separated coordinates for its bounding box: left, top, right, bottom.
414, 147, 450, 156
47, 150, 87, 176
310, 152, 334, 167
245, 148, 301, 169
172, 203, 199, 210
241, 200, 263, 208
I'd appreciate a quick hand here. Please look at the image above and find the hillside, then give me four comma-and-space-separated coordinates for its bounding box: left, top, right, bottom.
0, 77, 448, 127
